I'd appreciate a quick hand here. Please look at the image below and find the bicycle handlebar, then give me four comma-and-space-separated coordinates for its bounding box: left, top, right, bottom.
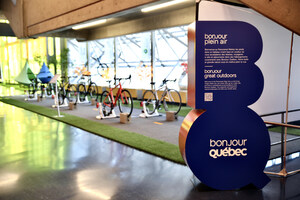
163, 78, 177, 83
61, 75, 78, 79
105, 75, 131, 86
114, 75, 131, 82
155, 78, 176, 87
151, 78, 177, 86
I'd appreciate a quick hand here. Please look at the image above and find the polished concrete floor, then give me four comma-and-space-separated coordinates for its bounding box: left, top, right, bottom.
1, 86, 300, 199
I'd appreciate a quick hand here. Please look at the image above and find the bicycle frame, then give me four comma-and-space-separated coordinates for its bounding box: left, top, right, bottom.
103, 77, 131, 109
155, 85, 170, 106
108, 82, 123, 106
107, 81, 130, 106
142, 78, 181, 116
58, 78, 74, 98
77, 75, 98, 97
79, 75, 91, 87
150, 79, 178, 108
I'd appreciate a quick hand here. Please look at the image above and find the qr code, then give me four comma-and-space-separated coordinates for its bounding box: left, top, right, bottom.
204, 93, 213, 101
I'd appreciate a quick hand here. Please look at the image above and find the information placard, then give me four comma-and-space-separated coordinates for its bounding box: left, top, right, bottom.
180, 21, 271, 190
195, 21, 264, 109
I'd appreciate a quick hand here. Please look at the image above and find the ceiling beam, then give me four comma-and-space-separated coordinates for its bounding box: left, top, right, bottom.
239, 0, 300, 35
86, 5, 195, 41
26, 0, 161, 37
0, 0, 24, 38
0, 23, 15, 36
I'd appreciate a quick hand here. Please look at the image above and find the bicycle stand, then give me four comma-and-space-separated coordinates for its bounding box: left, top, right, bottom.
76, 95, 90, 104
44, 91, 54, 99
25, 92, 38, 101
53, 100, 65, 118
52, 97, 69, 108
96, 103, 117, 119
48, 75, 64, 117
139, 101, 160, 118
39, 88, 53, 99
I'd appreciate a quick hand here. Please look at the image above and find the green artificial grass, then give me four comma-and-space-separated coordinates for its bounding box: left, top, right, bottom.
132, 100, 192, 117
268, 121, 300, 136
0, 97, 185, 165
178, 106, 193, 117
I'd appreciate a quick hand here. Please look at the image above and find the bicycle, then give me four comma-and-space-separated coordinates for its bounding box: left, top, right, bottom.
40, 78, 55, 98
77, 75, 98, 103
91, 52, 109, 78
27, 77, 41, 99
45, 83, 55, 96
27, 78, 53, 99
57, 76, 78, 105
141, 78, 182, 116
100, 75, 133, 117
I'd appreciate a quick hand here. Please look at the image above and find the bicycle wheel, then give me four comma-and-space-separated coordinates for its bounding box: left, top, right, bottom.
142, 90, 157, 115
88, 82, 98, 101
57, 87, 65, 105
40, 85, 45, 98
46, 83, 54, 96
163, 89, 182, 115
66, 84, 77, 104
100, 91, 113, 116
28, 83, 35, 98
77, 84, 86, 102
118, 89, 133, 117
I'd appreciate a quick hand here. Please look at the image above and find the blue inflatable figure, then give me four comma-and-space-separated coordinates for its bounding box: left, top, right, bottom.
37, 62, 53, 83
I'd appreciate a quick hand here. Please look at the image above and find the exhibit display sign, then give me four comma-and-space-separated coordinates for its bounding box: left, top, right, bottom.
179, 21, 271, 190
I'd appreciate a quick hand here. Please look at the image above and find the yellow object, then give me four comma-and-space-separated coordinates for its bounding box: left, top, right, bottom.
74, 66, 91, 76
137, 62, 151, 80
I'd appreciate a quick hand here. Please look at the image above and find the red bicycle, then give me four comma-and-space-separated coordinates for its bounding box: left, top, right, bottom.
100, 75, 133, 117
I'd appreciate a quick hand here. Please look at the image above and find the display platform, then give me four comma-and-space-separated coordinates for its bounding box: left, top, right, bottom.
1, 92, 299, 161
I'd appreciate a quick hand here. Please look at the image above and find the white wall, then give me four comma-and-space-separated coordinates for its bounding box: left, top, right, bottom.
198, 1, 300, 123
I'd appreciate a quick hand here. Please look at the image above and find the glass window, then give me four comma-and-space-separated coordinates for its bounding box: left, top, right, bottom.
67, 39, 88, 84
154, 26, 188, 90
66, 25, 188, 90
88, 38, 114, 86
116, 32, 151, 89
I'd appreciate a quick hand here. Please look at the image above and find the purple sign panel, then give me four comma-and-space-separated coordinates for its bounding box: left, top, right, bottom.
179, 21, 270, 190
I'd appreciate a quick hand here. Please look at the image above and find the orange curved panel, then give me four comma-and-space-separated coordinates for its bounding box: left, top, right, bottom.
178, 109, 206, 164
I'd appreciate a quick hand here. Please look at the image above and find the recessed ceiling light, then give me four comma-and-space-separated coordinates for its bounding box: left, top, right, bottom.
72, 19, 107, 30
141, 0, 187, 13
